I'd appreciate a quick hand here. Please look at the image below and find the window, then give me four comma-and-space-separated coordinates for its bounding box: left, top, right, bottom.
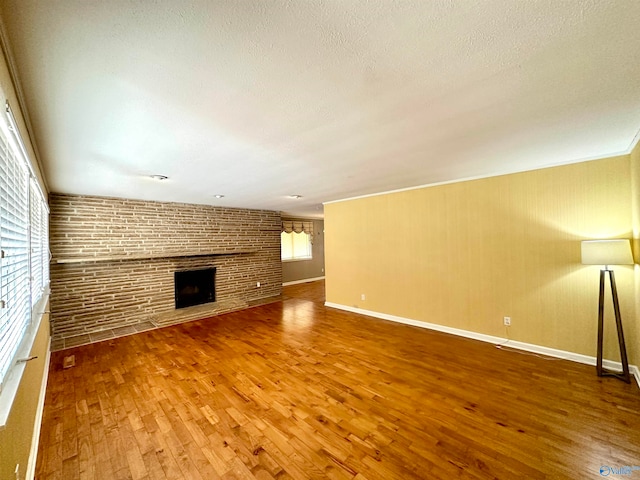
281, 220, 314, 261
0, 102, 49, 395
281, 231, 312, 261
0, 131, 30, 388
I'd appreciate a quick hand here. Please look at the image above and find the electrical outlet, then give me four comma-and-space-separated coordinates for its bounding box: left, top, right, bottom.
361, 294, 366, 301
256, 282, 261, 287
503, 316, 511, 326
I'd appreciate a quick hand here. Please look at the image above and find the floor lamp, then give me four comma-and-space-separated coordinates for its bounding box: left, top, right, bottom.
581, 239, 634, 383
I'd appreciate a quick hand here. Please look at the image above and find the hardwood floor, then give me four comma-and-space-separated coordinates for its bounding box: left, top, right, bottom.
36, 280, 640, 479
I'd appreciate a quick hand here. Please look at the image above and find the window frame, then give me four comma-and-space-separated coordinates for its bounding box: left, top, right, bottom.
0, 101, 49, 427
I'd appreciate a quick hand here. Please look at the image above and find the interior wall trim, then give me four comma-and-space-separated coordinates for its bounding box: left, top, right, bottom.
25, 338, 51, 480
325, 302, 640, 390
323, 152, 634, 208
282, 276, 325, 286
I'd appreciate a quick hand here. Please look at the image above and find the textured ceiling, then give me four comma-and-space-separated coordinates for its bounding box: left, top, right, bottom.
1, 0, 639, 218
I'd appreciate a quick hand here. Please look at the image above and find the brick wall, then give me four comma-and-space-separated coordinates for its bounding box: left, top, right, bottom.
49, 194, 282, 339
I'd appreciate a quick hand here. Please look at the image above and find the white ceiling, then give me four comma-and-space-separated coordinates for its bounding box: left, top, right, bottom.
1, 1, 639, 218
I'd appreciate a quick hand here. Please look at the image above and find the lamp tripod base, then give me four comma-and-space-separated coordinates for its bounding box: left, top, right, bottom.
596, 269, 630, 384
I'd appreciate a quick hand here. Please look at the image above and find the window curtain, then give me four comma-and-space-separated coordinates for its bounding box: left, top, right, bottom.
282, 220, 314, 242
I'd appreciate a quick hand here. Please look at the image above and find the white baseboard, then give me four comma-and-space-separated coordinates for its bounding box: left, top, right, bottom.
26, 338, 51, 480
283, 276, 325, 286
325, 302, 640, 390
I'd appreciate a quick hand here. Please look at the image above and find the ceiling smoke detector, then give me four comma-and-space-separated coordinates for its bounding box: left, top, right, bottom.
288, 195, 303, 199
150, 174, 168, 181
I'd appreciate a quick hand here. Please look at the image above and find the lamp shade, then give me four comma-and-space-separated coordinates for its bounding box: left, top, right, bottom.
581, 239, 634, 265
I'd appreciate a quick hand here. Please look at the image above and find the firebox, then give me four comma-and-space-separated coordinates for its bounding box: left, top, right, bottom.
174, 267, 216, 309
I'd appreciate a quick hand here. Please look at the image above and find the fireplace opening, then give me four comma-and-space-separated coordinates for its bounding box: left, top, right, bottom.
174, 267, 216, 309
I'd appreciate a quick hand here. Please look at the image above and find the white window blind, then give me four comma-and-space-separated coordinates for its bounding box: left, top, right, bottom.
281, 230, 312, 261
30, 178, 44, 304
0, 101, 49, 403
0, 130, 31, 388
41, 202, 49, 288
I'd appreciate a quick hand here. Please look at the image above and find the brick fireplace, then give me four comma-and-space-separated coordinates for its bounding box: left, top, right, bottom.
49, 194, 282, 343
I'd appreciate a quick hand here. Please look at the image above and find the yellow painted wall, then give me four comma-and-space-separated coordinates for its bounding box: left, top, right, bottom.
326, 156, 637, 364
0, 314, 50, 480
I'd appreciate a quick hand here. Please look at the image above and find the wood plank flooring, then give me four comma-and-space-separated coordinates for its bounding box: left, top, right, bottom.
36, 280, 640, 479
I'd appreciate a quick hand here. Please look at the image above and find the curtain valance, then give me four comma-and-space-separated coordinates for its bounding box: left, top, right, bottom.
282, 220, 314, 237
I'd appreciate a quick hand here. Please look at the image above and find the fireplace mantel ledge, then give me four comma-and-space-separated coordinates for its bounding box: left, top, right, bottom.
55, 250, 258, 264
